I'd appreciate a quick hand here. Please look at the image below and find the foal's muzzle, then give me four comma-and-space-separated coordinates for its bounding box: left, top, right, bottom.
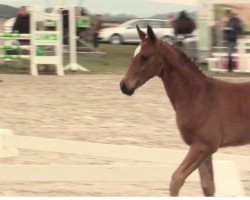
120, 80, 134, 96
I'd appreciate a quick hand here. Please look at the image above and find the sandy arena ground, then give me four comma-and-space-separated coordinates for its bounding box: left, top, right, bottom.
0, 74, 249, 196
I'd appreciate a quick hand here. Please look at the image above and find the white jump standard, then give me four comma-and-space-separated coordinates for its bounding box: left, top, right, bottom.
30, 8, 64, 76
64, 6, 89, 72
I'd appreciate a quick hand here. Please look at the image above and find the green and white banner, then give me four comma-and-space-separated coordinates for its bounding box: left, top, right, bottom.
34, 31, 58, 45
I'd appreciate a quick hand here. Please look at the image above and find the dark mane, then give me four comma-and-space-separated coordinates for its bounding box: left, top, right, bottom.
162, 40, 193, 64
175, 47, 192, 64
161, 40, 205, 78
169, 43, 242, 85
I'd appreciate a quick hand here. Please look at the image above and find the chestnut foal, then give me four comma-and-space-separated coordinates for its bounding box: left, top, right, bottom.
120, 25, 250, 196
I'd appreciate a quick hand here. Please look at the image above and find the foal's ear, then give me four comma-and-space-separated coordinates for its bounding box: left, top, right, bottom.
136, 25, 146, 41
147, 25, 157, 43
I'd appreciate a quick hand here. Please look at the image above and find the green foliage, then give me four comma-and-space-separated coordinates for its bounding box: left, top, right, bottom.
0, 4, 17, 18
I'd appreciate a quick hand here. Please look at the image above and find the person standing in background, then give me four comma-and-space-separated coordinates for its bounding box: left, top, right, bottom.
13, 6, 30, 35
92, 14, 102, 48
173, 10, 196, 36
223, 9, 243, 72
12, 6, 30, 67
62, 9, 69, 45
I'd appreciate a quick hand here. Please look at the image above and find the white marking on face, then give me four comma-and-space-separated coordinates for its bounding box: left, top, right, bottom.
133, 44, 141, 57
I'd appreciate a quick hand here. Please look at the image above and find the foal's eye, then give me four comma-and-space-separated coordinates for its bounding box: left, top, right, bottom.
140, 55, 150, 63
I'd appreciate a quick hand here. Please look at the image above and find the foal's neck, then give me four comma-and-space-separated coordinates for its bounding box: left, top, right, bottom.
158, 42, 206, 110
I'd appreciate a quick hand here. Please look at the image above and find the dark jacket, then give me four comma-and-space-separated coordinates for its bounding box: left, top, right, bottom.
12, 14, 30, 34
92, 16, 102, 33
62, 10, 69, 31
174, 11, 196, 35
224, 17, 243, 42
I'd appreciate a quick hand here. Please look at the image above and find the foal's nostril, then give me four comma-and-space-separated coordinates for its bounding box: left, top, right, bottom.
120, 81, 128, 94
120, 81, 134, 95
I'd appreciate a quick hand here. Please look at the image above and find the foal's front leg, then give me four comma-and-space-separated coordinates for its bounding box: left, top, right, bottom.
198, 155, 215, 196
169, 143, 213, 196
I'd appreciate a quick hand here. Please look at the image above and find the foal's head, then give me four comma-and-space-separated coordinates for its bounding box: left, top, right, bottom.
120, 25, 165, 96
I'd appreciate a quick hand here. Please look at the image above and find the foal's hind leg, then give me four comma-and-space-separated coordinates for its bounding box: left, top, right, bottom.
169, 143, 213, 196
198, 155, 215, 196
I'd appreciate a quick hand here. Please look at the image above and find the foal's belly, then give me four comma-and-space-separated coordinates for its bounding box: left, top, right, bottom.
220, 126, 250, 147
221, 137, 250, 147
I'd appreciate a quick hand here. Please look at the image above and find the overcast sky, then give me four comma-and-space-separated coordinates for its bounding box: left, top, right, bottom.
1, 0, 196, 17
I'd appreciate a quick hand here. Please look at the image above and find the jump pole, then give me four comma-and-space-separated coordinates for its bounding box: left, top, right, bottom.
0, 45, 30, 50
64, 6, 89, 72
0, 37, 31, 62
0, 33, 30, 39
0, 55, 30, 59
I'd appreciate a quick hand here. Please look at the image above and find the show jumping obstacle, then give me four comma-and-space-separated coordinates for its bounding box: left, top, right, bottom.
0, 7, 64, 76
0, 128, 247, 196
207, 38, 250, 72
0, 6, 89, 76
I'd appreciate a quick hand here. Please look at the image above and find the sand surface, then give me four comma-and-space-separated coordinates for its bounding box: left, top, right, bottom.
0, 74, 249, 196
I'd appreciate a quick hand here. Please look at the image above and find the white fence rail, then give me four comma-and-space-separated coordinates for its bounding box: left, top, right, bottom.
1, 130, 250, 170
